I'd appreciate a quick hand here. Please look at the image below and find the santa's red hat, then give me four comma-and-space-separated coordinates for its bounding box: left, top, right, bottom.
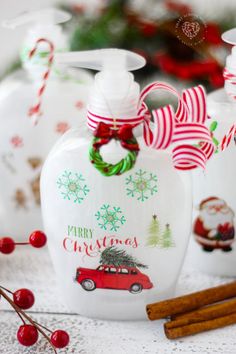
199, 197, 225, 210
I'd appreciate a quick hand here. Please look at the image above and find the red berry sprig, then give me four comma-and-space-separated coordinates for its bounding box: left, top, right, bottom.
0, 230, 47, 254
17, 324, 39, 346
0, 229, 69, 351
0, 285, 70, 352
13, 288, 35, 310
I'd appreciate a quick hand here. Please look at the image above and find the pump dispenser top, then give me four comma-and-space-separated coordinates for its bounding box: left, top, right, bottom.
2, 9, 71, 78
56, 49, 146, 118
2, 8, 71, 29
221, 28, 236, 98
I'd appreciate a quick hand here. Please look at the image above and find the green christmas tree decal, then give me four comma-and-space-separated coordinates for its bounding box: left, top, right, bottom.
160, 224, 175, 249
100, 246, 148, 269
146, 215, 162, 247
146, 216, 175, 249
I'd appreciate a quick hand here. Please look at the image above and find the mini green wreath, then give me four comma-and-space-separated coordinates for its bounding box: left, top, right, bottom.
89, 122, 139, 176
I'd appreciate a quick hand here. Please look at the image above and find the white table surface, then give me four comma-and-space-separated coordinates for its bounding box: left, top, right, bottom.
0, 248, 235, 354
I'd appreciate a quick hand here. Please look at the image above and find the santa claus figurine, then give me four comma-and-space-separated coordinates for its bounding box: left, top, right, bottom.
194, 197, 235, 252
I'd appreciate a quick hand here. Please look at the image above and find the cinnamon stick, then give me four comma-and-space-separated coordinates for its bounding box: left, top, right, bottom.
146, 281, 236, 320
166, 298, 236, 328
164, 312, 236, 339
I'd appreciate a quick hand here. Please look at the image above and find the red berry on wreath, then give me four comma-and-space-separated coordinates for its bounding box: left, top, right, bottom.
13, 288, 35, 309
29, 230, 47, 248
51, 330, 70, 348
17, 324, 38, 346
0, 237, 15, 254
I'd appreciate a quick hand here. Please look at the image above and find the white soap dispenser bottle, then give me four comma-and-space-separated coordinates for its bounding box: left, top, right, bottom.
189, 29, 236, 276
0, 9, 93, 239
40, 49, 193, 320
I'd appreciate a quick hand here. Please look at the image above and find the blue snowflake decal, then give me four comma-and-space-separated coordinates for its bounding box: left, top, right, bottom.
125, 169, 158, 202
95, 204, 126, 232
57, 170, 90, 204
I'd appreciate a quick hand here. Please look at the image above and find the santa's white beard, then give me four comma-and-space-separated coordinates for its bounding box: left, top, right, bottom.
201, 209, 234, 230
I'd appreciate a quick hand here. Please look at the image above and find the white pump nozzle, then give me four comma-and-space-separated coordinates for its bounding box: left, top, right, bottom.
222, 29, 236, 46
2, 8, 71, 29
55, 49, 146, 118
55, 49, 146, 71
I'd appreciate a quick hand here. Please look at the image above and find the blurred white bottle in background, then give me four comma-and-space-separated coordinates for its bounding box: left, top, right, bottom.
0, 8, 93, 239
188, 28, 236, 276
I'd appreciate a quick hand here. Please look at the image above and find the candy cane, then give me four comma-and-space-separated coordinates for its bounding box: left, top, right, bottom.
220, 123, 236, 151
28, 38, 54, 125
218, 69, 236, 150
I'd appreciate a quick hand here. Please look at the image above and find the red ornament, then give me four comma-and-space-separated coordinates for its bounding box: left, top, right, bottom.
165, 0, 191, 15
17, 325, 38, 347
176, 66, 193, 80
13, 288, 35, 310
210, 72, 224, 88
50, 330, 70, 349
29, 230, 47, 248
155, 52, 223, 83
205, 23, 222, 45
0, 237, 15, 254
140, 22, 157, 37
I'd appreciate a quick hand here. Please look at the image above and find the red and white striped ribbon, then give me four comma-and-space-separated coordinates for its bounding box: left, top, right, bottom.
87, 82, 215, 170
28, 38, 54, 125
87, 110, 144, 131
139, 83, 214, 170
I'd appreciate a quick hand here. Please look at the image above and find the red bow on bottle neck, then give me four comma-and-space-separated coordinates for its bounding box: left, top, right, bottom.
93, 122, 140, 151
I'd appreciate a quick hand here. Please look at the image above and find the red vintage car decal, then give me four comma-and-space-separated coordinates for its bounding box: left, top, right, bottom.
75, 265, 153, 294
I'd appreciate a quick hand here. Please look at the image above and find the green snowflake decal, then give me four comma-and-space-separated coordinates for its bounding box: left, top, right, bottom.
57, 170, 90, 204
125, 169, 158, 201
95, 204, 126, 232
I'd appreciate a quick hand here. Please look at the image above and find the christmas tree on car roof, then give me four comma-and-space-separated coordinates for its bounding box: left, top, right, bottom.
100, 246, 148, 269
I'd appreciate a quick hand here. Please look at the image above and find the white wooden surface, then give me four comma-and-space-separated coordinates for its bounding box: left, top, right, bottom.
0, 248, 236, 354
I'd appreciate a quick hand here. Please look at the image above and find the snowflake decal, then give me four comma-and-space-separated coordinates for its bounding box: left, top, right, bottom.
57, 171, 90, 204
95, 204, 126, 232
125, 169, 158, 202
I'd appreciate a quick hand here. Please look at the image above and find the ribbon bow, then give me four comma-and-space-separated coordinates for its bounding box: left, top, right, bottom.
138, 82, 215, 170
87, 82, 215, 170
93, 122, 140, 151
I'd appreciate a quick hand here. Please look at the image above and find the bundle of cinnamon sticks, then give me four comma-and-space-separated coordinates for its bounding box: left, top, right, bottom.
146, 281, 236, 339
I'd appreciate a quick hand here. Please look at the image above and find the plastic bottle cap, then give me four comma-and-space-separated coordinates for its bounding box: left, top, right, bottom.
55, 49, 146, 118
